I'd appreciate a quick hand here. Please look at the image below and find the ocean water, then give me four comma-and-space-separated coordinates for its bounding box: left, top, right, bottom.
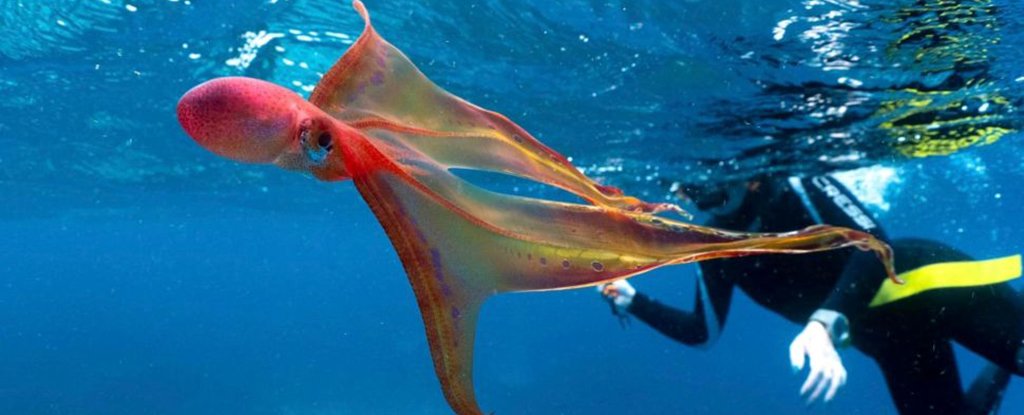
1, 0, 1023, 414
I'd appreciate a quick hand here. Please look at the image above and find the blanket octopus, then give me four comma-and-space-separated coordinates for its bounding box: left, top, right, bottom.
176, 2, 897, 414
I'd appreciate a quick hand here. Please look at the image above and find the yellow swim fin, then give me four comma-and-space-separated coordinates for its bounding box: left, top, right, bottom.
870, 255, 1022, 307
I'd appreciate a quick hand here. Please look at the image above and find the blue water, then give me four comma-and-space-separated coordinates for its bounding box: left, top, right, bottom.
2, 0, 1023, 413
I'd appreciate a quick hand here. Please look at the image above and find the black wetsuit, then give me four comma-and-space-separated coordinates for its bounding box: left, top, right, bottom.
627, 175, 1024, 414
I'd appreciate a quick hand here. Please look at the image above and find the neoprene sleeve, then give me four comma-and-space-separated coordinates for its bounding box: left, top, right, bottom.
799, 176, 891, 323
628, 292, 712, 345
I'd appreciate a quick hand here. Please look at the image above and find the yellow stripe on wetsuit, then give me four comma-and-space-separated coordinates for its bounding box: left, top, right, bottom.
870, 255, 1023, 307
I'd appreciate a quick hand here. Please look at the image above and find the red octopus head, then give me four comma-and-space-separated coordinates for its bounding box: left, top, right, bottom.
177, 77, 350, 180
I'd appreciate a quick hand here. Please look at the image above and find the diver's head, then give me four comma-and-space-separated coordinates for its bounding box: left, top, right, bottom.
678, 178, 761, 220
177, 77, 350, 180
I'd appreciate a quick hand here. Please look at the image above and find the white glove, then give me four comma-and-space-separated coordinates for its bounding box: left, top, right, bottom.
596, 279, 636, 314
789, 321, 847, 404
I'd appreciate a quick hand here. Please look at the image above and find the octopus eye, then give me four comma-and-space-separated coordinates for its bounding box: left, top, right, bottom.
301, 128, 331, 165
317, 132, 333, 151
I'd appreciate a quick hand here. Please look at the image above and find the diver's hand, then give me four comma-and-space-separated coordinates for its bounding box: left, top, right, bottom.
597, 280, 636, 314
789, 321, 847, 404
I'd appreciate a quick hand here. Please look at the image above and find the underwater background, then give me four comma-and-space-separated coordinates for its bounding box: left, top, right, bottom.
2, 0, 1023, 413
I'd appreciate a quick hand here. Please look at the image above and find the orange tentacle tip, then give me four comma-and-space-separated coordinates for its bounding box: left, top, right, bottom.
352, 0, 369, 21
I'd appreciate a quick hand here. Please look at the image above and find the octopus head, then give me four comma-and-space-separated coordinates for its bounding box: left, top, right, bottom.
177, 77, 349, 180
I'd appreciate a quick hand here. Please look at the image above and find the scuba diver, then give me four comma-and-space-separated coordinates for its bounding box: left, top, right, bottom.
598, 174, 1022, 414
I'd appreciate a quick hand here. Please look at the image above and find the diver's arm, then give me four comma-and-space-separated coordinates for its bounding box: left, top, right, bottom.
627, 263, 734, 347
820, 252, 888, 327
793, 175, 891, 325
786, 175, 887, 403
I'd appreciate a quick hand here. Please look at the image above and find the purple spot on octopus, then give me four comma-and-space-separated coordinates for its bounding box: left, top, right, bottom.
539, 257, 548, 266
430, 249, 445, 281
371, 71, 385, 85
561, 259, 571, 270
591, 261, 605, 272
451, 306, 461, 319
405, 214, 428, 243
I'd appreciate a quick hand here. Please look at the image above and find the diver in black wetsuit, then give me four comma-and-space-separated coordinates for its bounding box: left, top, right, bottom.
599, 174, 1022, 414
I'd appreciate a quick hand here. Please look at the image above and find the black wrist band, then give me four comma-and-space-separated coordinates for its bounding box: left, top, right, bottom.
810, 309, 851, 348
